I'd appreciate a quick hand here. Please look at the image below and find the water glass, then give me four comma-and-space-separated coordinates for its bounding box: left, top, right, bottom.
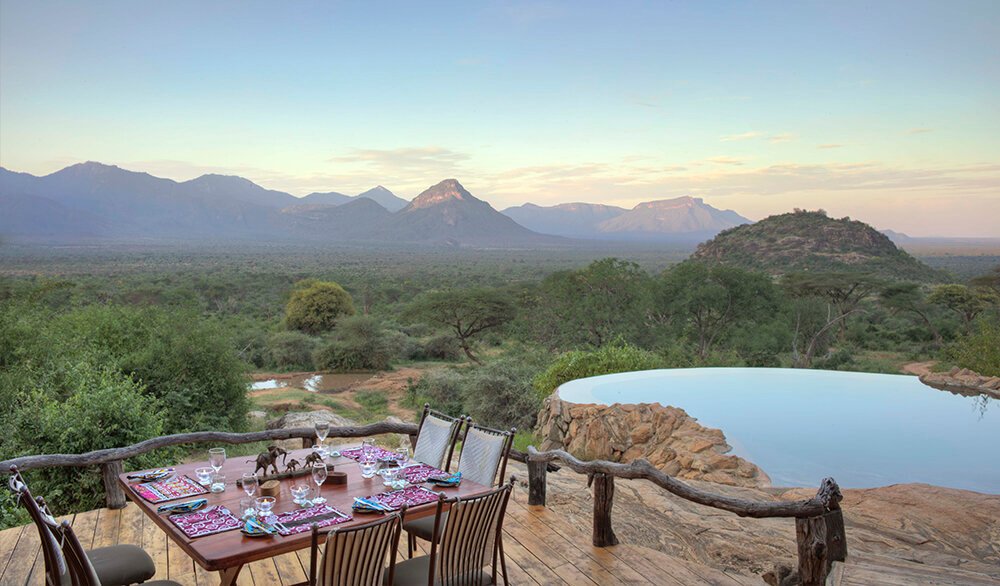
194, 467, 213, 486
208, 447, 226, 473
242, 473, 258, 499
361, 439, 376, 457
394, 446, 410, 468
315, 421, 329, 443
210, 473, 226, 493
312, 444, 328, 459
311, 462, 328, 504
359, 456, 377, 479
291, 484, 311, 506
239, 497, 254, 519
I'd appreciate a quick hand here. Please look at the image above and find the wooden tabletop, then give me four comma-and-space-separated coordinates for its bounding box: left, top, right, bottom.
117, 445, 490, 572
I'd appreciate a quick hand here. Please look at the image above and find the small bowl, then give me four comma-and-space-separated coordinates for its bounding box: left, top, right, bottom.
254, 496, 276, 516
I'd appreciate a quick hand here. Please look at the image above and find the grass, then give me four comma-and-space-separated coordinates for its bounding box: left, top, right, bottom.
512, 430, 540, 453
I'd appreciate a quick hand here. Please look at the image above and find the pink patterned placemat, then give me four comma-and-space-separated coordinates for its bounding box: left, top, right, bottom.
265, 505, 352, 536
402, 463, 445, 484
369, 486, 441, 511
339, 446, 399, 461
131, 475, 208, 503
168, 505, 241, 539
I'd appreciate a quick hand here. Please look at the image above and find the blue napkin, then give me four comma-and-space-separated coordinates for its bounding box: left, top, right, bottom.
352, 497, 391, 513
128, 468, 175, 482
429, 472, 462, 487
157, 498, 207, 514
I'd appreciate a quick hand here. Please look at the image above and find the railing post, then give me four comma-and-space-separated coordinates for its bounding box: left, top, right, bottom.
590, 472, 619, 547
795, 509, 847, 585
100, 460, 126, 509
527, 458, 547, 506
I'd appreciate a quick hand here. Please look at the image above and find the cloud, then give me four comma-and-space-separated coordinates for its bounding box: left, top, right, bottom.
817, 143, 844, 149
768, 133, 796, 143
906, 128, 933, 134
705, 156, 747, 166
720, 131, 762, 142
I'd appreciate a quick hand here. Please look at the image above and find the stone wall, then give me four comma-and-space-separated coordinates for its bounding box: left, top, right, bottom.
919, 367, 1000, 399
536, 393, 768, 488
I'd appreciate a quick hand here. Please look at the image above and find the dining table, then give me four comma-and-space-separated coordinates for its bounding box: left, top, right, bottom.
117, 445, 491, 586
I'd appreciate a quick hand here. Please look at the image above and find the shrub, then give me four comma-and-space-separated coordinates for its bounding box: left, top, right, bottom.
422, 334, 462, 361
533, 343, 664, 397
267, 331, 317, 370
947, 321, 1000, 377
462, 358, 545, 430
285, 280, 355, 334
313, 316, 397, 372
405, 369, 465, 417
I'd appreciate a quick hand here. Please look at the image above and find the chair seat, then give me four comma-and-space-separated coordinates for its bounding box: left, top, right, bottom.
87, 544, 156, 586
402, 511, 448, 542
385, 556, 492, 586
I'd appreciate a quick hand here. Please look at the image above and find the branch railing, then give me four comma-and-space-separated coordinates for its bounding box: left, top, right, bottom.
1, 419, 846, 585
525, 446, 846, 586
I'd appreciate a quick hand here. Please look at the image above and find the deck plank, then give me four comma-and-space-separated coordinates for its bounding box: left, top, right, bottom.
2, 525, 41, 586
0, 526, 24, 583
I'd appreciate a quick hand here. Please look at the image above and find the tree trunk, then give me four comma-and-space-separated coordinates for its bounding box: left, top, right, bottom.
459, 340, 482, 365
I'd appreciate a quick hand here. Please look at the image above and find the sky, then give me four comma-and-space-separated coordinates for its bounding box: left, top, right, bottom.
1, 0, 999, 237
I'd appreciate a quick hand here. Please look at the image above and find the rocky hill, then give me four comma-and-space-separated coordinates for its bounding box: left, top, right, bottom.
501, 202, 627, 238
691, 210, 939, 280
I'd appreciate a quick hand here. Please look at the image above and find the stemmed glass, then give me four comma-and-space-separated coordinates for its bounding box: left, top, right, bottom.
361, 439, 376, 458
241, 473, 258, 517
208, 448, 226, 473
311, 462, 328, 505
315, 421, 329, 447
394, 446, 410, 469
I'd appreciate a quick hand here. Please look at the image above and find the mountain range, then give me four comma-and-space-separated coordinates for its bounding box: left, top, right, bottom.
0, 162, 748, 247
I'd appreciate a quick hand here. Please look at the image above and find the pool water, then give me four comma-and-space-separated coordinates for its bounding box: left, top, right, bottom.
558, 368, 998, 493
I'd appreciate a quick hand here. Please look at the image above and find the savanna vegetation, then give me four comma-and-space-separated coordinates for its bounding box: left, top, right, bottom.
1, 241, 998, 525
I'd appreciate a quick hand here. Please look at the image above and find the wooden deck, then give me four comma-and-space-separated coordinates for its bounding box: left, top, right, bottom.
2, 487, 997, 586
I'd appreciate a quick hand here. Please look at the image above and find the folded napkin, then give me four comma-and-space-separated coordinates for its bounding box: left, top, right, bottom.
241, 516, 276, 537
352, 497, 392, 513
128, 468, 175, 482
428, 472, 462, 487
157, 498, 207, 514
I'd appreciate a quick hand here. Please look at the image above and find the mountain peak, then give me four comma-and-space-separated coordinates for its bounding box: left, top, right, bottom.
407, 179, 481, 210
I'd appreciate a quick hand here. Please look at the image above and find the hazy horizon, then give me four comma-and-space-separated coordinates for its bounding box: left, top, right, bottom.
2, 1, 999, 237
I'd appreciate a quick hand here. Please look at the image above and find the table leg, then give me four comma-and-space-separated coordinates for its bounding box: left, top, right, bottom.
219, 565, 243, 586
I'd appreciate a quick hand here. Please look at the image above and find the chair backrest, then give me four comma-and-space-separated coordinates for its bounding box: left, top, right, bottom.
412, 404, 464, 470
57, 519, 103, 586
456, 422, 515, 487
310, 509, 404, 586
428, 481, 513, 586
8, 466, 70, 586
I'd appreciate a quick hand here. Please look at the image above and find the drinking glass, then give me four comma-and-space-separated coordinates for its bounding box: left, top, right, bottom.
311, 463, 328, 504
361, 439, 376, 458
394, 446, 410, 468
210, 473, 226, 493
315, 421, 329, 444
208, 447, 226, 473
358, 456, 377, 479
194, 467, 213, 486
239, 497, 254, 519
312, 444, 328, 459
242, 473, 258, 500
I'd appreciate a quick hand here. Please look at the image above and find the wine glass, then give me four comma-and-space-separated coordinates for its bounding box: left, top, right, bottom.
361, 439, 376, 458
394, 446, 410, 469
315, 421, 329, 446
311, 462, 328, 504
208, 447, 226, 473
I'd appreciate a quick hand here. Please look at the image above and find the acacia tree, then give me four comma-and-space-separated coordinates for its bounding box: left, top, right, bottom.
653, 262, 779, 359
781, 272, 882, 340
406, 288, 515, 364
880, 282, 943, 346
928, 284, 993, 332
533, 258, 652, 349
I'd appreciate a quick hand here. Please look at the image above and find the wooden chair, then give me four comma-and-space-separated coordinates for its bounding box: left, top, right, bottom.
57, 519, 182, 586
302, 509, 405, 586
411, 404, 465, 471
404, 421, 514, 558
389, 481, 513, 586
8, 465, 158, 586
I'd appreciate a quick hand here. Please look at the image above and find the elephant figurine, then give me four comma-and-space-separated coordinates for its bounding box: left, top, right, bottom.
284, 458, 301, 473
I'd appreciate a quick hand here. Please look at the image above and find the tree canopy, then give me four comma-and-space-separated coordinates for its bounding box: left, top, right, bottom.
285, 280, 356, 334
405, 288, 515, 364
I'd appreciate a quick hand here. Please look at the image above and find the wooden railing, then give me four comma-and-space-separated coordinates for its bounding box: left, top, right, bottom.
1, 419, 846, 586
525, 446, 846, 586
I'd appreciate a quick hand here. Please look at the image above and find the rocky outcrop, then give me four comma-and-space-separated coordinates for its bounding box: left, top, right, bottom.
266, 410, 356, 450
920, 367, 1000, 399
536, 394, 768, 488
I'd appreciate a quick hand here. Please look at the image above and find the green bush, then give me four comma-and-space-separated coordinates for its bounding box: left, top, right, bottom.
285, 280, 356, 334
462, 357, 545, 430
533, 343, 664, 396
9, 362, 173, 514
405, 369, 466, 417
421, 334, 462, 361
947, 321, 1000, 377
313, 316, 397, 372
267, 331, 317, 370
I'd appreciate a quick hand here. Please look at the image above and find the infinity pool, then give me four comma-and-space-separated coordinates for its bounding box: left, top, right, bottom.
558, 368, 998, 493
